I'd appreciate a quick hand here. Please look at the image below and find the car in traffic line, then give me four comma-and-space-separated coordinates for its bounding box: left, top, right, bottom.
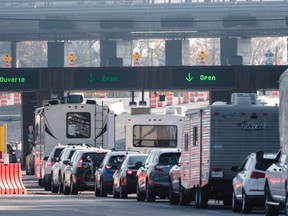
136, 148, 181, 202
231, 150, 278, 213
50, 144, 90, 193
168, 156, 183, 205
264, 149, 286, 216
112, 154, 148, 198
43, 144, 67, 191
94, 151, 141, 197
63, 147, 110, 195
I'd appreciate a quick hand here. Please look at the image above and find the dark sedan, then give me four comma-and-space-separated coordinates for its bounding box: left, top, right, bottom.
112, 154, 148, 198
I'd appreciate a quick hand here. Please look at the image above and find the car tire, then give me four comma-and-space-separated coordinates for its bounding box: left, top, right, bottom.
265, 185, 279, 216
146, 183, 156, 202
232, 192, 242, 212
44, 177, 51, 191
63, 177, 70, 195
51, 179, 58, 194
120, 182, 128, 199
94, 180, 100, 197
242, 191, 252, 214
113, 185, 120, 198
178, 185, 190, 206
285, 193, 288, 216
70, 179, 78, 195
169, 182, 179, 205
136, 183, 145, 201
100, 181, 107, 197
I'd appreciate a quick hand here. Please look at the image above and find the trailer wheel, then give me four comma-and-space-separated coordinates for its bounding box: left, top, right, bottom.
195, 186, 208, 209
169, 182, 179, 205
179, 185, 190, 206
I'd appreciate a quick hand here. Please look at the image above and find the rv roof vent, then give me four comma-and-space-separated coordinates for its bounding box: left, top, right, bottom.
86, 99, 97, 104
166, 108, 178, 115
48, 100, 59, 105
212, 101, 227, 106
231, 93, 257, 105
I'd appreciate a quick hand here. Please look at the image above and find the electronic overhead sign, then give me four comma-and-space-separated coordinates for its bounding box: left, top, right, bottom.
74, 68, 138, 90
0, 69, 40, 90
172, 67, 235, 89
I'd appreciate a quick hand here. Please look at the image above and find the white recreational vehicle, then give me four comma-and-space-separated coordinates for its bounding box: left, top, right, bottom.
33, 95, 115, 186
264, 69, 288, 216
125, 113, 184, 154
180, 93, 279, 208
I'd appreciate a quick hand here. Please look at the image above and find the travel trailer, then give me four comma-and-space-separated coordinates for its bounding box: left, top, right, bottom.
180, 93, 279, 208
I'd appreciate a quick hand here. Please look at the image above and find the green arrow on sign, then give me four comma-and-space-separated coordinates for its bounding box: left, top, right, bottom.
186, 73, 193, 82
88, 73, 95, 83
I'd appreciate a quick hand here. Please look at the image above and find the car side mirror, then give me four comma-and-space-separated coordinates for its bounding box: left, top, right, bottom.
51, 157, 57, 163
44, 156, 49, 161
63, 160, 70, 165
231, 166, 239, 172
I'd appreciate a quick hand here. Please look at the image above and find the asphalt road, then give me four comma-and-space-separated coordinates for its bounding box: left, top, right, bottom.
0, 173, 271, 216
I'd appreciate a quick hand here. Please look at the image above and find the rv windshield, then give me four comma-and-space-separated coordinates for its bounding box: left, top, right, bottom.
133, 125, 177, 148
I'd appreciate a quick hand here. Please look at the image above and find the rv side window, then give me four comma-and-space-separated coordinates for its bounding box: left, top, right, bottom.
133, 125, 177, 148
66, 112, 91, 138
184, 133, 189, 151
193, 126, 198, 146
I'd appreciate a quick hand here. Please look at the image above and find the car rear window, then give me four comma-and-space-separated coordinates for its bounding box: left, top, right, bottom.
159, 153, 180, 165
128, 155, 147, 165
83, 152, 107, 163
54, 148, 65, 157
255, 159, 275, 171
108, 155, 126, 165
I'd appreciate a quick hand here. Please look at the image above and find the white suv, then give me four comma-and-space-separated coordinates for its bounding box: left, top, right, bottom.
231, 151, 277, 213
43, 145, 67, 191
264, 150, 286, 216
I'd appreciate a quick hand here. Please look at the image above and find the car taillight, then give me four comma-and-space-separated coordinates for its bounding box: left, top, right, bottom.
105, 164, 112, 169
47, 161, 55, 166
126, 170, 136, 175
78, 158, 83, 168
250, 171, 265, 179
